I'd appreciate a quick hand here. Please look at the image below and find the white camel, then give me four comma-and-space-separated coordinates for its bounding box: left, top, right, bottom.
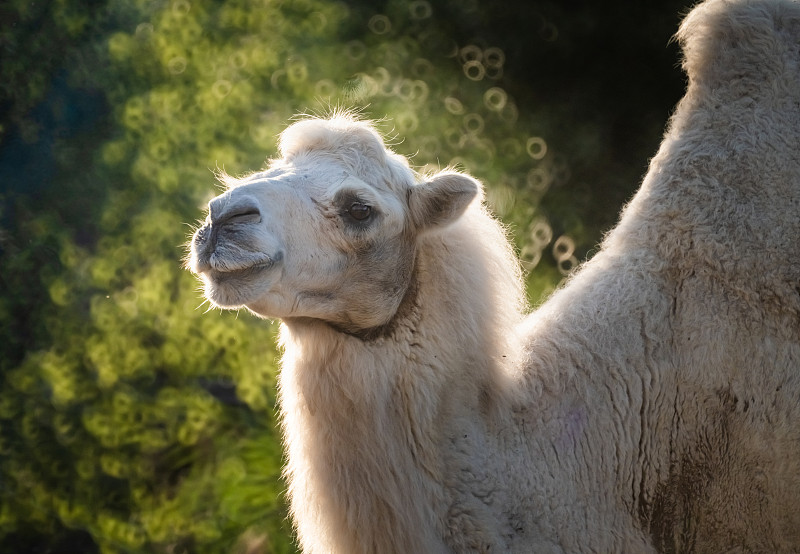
188, 0, 800, 551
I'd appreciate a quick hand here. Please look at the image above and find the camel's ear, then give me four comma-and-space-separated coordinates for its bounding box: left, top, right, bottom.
409, 171, 479, 232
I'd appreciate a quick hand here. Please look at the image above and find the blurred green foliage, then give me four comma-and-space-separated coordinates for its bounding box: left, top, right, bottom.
0, 0, 687, 552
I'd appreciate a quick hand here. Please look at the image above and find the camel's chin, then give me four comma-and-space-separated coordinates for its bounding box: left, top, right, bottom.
202, 266, 278, 309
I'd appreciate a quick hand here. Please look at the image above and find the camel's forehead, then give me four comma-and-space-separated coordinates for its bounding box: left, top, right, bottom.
291, 155, 405, 194
233, 158, 405, 198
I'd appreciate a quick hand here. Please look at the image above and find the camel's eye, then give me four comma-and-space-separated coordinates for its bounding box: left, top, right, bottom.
335, 191, 376, 227
347, 202, 372, 221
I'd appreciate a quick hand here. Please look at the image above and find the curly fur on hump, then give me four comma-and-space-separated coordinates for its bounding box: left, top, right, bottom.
195, 1, 800, 552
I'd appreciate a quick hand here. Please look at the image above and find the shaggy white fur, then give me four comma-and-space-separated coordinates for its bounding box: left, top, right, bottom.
189, 0, 800, 551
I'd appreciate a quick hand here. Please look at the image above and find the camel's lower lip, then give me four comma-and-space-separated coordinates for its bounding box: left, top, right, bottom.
202, 261, 281, 309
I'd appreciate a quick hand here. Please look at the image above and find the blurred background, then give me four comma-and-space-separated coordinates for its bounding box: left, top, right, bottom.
0, 0, 691, 552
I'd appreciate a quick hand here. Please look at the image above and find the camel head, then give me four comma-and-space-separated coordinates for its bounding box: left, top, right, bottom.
188, 115, 479, 334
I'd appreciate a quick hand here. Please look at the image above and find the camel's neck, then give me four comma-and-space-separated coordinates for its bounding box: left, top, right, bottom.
278, 212, 525, 553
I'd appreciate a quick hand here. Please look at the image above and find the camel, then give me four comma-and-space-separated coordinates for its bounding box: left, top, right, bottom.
188, 0, 800, 551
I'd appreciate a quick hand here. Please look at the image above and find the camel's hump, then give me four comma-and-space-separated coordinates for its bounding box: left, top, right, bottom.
677, 0, 800, 91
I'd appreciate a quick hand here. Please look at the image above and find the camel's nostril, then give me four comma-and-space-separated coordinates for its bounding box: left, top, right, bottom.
213, 204, 262, 226
209, 194, 262, 226
226, 208, 262, 224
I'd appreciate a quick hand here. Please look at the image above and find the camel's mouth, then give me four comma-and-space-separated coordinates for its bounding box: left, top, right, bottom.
206, 259, 278, 283
200, 259, 283, 309
188, 236, 285, 308
188, 225, 284, 276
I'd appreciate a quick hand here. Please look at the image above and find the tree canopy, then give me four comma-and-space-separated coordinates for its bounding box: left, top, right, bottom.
0, 0, 688, 552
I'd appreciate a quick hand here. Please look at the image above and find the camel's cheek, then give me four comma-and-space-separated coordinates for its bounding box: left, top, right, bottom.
331, 235, 417, 328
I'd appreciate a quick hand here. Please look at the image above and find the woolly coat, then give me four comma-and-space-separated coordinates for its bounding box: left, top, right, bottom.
274, 0, 800, 552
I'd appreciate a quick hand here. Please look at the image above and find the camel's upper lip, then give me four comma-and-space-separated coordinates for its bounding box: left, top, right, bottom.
206, 262, 272, 283
201, 252, 283, 281
189, 232, 285, 273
